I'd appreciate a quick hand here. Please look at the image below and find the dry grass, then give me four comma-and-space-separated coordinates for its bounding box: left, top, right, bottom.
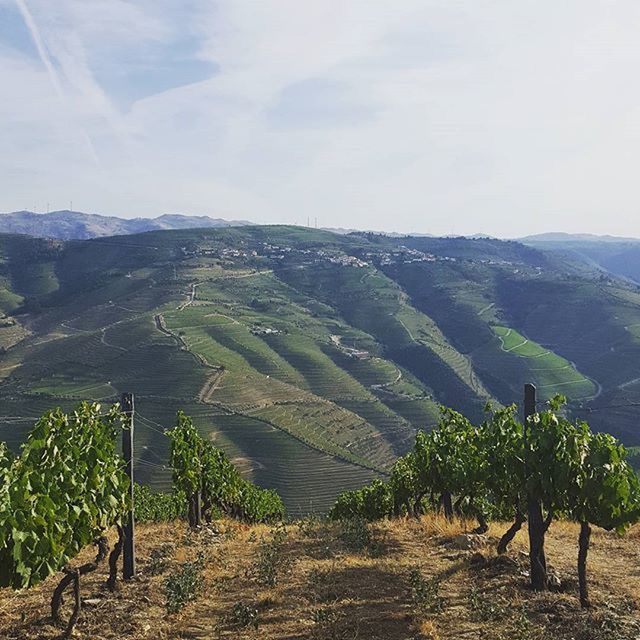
2, 516, 640, 639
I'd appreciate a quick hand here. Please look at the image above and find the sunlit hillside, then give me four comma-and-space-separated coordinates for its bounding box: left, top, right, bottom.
2, 227, 640, 511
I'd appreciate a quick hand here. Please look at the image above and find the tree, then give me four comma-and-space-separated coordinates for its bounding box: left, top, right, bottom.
413, 408, 487, 530
330, 396, 640, 606
523, 397, 589, 590
168, 412, 284, 525
567, 432, 640, 607
0, 403, 129, 636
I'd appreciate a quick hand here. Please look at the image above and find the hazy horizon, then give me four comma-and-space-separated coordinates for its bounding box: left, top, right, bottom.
5, 207, 640, 241
3, 1, 640, 237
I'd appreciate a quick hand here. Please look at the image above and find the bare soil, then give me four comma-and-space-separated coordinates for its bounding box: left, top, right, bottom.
2, 517, 640, 639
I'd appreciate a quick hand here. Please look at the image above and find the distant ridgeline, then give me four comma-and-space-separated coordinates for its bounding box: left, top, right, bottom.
0, 210, 251, 240
1, 224, 640, 512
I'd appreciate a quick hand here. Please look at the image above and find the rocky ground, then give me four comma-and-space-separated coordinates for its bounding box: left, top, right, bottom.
1, 516, 640, 639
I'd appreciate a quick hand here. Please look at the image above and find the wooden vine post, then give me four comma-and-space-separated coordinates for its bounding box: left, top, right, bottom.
524, 383, 548, 591
120, 393, 136, 580
195, 487, 203, 527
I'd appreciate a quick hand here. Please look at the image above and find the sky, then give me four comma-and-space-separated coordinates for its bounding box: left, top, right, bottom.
2, 1, 640, 237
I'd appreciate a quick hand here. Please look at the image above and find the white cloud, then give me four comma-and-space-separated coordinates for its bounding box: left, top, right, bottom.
3, 1, 640, 235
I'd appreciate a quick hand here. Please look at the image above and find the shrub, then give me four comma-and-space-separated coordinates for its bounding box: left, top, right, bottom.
230, 602, 259, 629
252, 526, 291, 587
165, 555, 204, 613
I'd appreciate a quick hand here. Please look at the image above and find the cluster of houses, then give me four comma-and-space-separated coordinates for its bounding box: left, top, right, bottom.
330, 334, 370, 359
341, 346, 370, 359
371, 247, 440, 266
192, 241, 372, 268
217, 248, 258, 259
250, 326, 280, 336
184, 240, 470, 271
325, 254, 368, 267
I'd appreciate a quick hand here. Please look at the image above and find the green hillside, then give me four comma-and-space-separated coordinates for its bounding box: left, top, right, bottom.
491, 326, 595, 398
2, 226, 640, 513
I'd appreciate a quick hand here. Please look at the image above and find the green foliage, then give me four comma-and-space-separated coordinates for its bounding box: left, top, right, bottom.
389, 452, 421, 516
0, 442, 12, 514
200, 439, 284, 523
167, 411, 203, 499
477, 398, 639, 533
414, 407, 486, 515
0, 402, 128, 589
478, 404, 525, 520
338, 517, 373, 552
333, 397, 640, 533
525, 401, 590, 518
7, 224, 640, 517
134, 483, 187, 523
330, 406, 487, 521
168, 412, 285, 524
330, 397, 640, 599
165, 555, 204, 613
410, 567, 443, 613
310, 605, 342, 634
251, 526, 290, 587
468, 585, 508, 621
336, 516, 387, 556
330, 479, 393, 521
230, 602, 259, 629
568, 432, 640, 533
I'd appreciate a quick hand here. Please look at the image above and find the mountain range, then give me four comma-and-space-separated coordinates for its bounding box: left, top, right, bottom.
0, 210, 250, 240
520, 231, 640, 243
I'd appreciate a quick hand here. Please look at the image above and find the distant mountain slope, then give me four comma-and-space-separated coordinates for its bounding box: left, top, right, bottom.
520, 232, 640, 243
0, 210, 251, 240
522, 235, 640, 284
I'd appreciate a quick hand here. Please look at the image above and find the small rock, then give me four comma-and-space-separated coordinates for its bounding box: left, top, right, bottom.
451, 534, 487, 550
443, 553, 467, 561
548, 572, 562, 590
470, 552, 487, 566
83, 598, 102, 607
492, 555, 519, 571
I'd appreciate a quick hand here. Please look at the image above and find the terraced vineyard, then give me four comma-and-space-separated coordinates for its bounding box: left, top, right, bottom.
491, 326, 596, 400
2, 226, 640, 512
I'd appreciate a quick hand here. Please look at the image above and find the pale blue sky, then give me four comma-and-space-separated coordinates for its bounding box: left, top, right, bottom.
2, 1, 640, 236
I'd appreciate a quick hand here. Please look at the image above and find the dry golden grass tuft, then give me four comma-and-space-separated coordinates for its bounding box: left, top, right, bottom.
1, 516, 640, 639
416, 619, 440, 639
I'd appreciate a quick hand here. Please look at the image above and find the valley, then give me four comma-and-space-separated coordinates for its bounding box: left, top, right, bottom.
2, 226, 640, 513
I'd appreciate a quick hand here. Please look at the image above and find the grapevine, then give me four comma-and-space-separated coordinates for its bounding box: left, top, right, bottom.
134, 483, 187, 523
330, 397, 640, 606
0, 402, 129, 636
168, 412, 284, 525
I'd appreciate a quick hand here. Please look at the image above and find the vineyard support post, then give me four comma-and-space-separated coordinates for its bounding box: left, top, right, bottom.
120, 393, 136, 580
524, 383, 547, 591
195, 489, 202, 527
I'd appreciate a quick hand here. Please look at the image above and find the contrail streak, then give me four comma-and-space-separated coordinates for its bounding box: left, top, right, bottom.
14, 0, 100, 166
14, 0, 64, 99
